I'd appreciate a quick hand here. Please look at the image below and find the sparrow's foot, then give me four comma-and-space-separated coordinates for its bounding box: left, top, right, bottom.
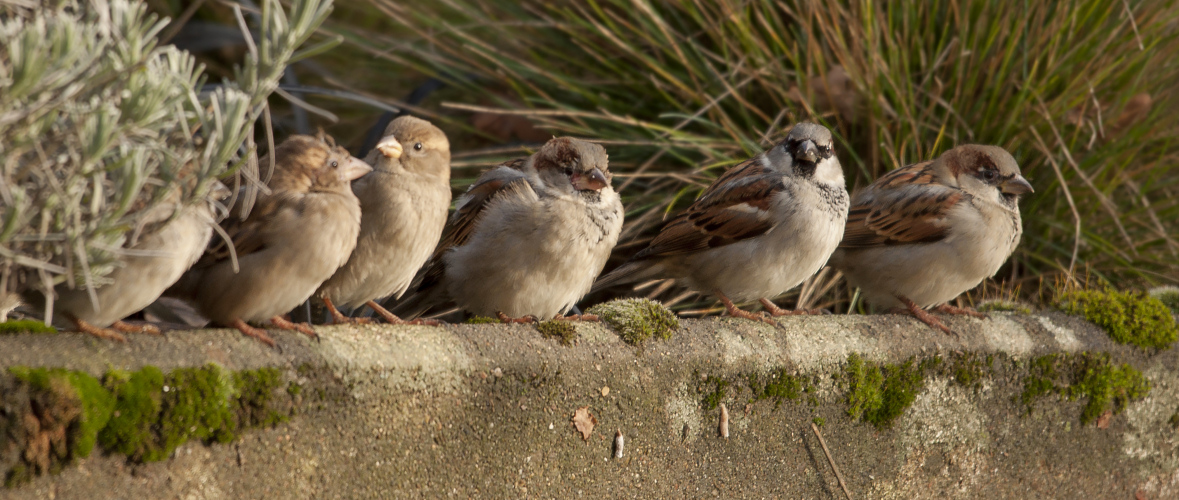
934, 304, 988, 319
230, 319, 275, 347
898, 296, 954, 335
717, 292, 775, 325
111, 320, 162, 336
324, 297, 371, 324
759, 299, 823, 316
496, 312, 539, 324
363, 300, 440, 325
270, 316, 319, 341
72, 318, 127, 342
553, 314, 600, 322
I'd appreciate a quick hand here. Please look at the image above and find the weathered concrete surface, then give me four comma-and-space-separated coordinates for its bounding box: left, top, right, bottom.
2, 312, 1178, 499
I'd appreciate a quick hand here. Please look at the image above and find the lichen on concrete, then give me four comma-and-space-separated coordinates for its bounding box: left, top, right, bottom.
1058, 287, 1178, 349
586, 298, 678, 346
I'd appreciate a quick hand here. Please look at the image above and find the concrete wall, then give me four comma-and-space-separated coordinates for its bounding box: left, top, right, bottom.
2, 311, 1177, 499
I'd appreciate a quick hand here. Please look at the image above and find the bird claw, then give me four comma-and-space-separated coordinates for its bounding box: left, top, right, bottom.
497, 312, 538, 324
934, 304, 988, 319
759, 299, 822, 317
270, 316, 319, 341
112, 320, 162, 336
898, 297, 957, 336
553, 314, 599, 322
231, 319, 276, 347
73, 319, 128, 343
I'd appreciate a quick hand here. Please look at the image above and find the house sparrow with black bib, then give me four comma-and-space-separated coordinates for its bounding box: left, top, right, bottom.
317, 116, 451, 325
829, 144, 1033, 334
398, 137, 623, 322
593, 122, 849, 324
31, 184, 228, 341
170, 133, 370, 346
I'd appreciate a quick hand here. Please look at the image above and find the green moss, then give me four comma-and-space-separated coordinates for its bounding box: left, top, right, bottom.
844, 354, 926, 429
812, 416, 825, 427
4, 465, 30, 489
0, 319, 56, 334
1169, 408, 1179, 429
1058, 287, 1178, 349
234, 367, 288, 428
1018, 353, 1151, 425
465, 316, 499, 324
287, 382, 303, 397
535, 320, 577, 346
154, 365, 238, 461
747, 368, 804, 409
942, 352, 991, 390
976, 299, 1033, 314
1148, 286, 1179, 314
587, 298, 679, 346
98, 366, 165, 461
1068, 355, 1151, 425
845, 353, 883, 422
700, 375, 729, 411
8, 367, 115, 461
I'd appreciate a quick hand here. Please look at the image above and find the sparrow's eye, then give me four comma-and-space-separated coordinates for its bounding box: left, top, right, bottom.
564, 166, 574, 176
330, 160, 338, 168
414, 142, 423, 151
982, 169, 997, 181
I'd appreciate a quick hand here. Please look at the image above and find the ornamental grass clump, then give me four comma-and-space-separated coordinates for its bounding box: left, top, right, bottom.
347, 0, 1179, 311
0, 0, 339, 320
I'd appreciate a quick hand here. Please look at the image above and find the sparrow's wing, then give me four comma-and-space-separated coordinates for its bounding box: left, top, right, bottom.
196, 190, 304, 267
839, 161, 966, 248
632, 158, 785, 260
416, 159, 535, 289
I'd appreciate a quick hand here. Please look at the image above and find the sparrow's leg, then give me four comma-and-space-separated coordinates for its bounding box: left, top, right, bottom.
323, 297, 371, 325
366, 300, 442, 326
717, 291, 775, 325
897, 296, 954, 335
111, 321, 162, 336
759, 299, 822, 316
496, 312, 539, 324
934, 303, 988, 319
72, 318, 127, 342
553, 314, 600, 322
270, 315, 319, 341
230, 319, 276, 347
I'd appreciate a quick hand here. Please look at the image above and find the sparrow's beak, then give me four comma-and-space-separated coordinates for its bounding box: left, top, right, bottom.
796, 140, 819, 164
571, 167, 609, 191
1001, 175, 1034, 195
339, 157, 373, 182
376, 135, 403, 159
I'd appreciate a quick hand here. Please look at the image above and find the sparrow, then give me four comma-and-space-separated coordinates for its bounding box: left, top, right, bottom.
316, 116, 451, 325
34, 184, 228, 341
828, 144, 1033, 334
399, 137, 623, 321
592, 122, 849, 324
169, 133, 371, 346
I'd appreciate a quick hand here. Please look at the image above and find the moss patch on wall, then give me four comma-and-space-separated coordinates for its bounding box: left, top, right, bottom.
1149, 286, 1179, 314
1058, 287, 1178, 349
0, 320, 56, 335
587, 298, 679, 346
535, 320, 577, 346
1019, 352, 1151, 425
3, 364, 300, 488
844, 354, 927, 430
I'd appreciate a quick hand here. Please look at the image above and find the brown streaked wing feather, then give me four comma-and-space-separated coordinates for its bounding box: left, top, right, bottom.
195, 192, 299, 268
632, 158, 783, 259
419, 160, 533, 289
840, 161, 964, 248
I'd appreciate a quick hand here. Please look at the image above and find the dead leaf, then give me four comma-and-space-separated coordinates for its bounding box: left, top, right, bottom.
1097, 410, 1113, 429
571, 406, 597, 441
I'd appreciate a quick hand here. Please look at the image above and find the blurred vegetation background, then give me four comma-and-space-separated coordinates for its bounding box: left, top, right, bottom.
31, 0, 1179, 316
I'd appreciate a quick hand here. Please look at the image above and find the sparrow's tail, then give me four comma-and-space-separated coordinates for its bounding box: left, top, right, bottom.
383, 279, 449, 320
590, 260, 660, 294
